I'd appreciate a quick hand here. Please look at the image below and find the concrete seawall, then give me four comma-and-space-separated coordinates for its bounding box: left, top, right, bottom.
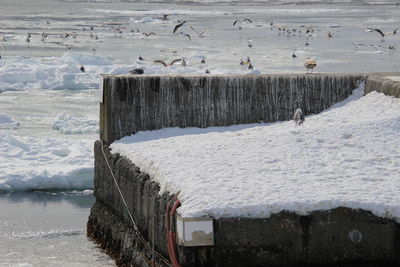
88, 140, 400, 267
89, 73, 400, 266
365, 74, 400, 98
100, 74, 365, 144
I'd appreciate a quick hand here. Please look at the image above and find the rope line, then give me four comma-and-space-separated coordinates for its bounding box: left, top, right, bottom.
100, 140, 172, 267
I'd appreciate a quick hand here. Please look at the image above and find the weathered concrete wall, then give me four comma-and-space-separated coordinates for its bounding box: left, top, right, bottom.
90, 73, 400, 266
100, 74, 365, 144
88, 140, 171, 267
365, 74, 400, 98
88, 141, 400, 267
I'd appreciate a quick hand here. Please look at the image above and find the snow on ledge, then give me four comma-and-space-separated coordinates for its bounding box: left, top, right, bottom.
385, 76, 400, 82
111, 85, 400, 221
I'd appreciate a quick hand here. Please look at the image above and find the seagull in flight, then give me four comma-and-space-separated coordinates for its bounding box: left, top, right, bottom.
173, 21, 186, 34
190, 26, 207, 38
153, 58, 185, 67
233, 18, 252, 26
366, 28, 398, 37
178, 32, 191, 40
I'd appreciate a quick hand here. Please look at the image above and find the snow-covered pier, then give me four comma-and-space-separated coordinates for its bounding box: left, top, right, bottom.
89, 73, 400, 267
99, 73, 365, 144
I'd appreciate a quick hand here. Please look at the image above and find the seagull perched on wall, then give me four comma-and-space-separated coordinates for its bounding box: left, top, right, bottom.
304, 58, 317, 74
293, 108, 305, 126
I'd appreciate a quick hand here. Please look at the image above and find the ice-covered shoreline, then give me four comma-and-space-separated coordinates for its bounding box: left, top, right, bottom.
111, 87, 400, 221
0, 132, 94, 191
0, 52, 258, 93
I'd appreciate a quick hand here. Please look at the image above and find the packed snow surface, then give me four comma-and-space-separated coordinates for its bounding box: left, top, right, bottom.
0, 114, 20, 130
0, 132, 94, 191
52, 111, 99, 134
111, 88, 400, 221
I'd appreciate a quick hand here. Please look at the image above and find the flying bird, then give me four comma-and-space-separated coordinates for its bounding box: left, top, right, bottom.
190, 26, 207, 38
366, 28, 398, 37
293, 108, 305, 126
153, 60, 168, 67
178, 32, 191, 40
153, 58, 185, 67
233, 18, 253, 26
169, 59, 183, 66
173, 21, 186, 34
304, 58, 317, 74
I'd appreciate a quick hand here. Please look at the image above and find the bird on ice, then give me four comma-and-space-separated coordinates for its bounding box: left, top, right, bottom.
129, 68, 144, 74
159, 14, 169, 21
293, 108, 305, 126
304, 58, 317, 74
80, 65, 85, 72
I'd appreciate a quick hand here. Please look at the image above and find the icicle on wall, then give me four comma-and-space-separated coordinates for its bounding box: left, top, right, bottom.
100, 74, 366, 144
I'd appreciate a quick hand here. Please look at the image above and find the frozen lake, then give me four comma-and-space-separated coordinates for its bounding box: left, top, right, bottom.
1, 0, 399, 265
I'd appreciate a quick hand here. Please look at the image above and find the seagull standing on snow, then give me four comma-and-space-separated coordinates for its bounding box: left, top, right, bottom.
304, 58, 317, 74
293, 108, 305, 126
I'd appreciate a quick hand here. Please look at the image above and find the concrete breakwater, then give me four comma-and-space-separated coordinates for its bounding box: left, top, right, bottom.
89, 73, 400, 266
100, 74, 365, 144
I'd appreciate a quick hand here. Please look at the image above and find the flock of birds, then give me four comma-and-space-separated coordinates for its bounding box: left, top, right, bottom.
1, 10, 399, 75
2, 8, 399, 128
